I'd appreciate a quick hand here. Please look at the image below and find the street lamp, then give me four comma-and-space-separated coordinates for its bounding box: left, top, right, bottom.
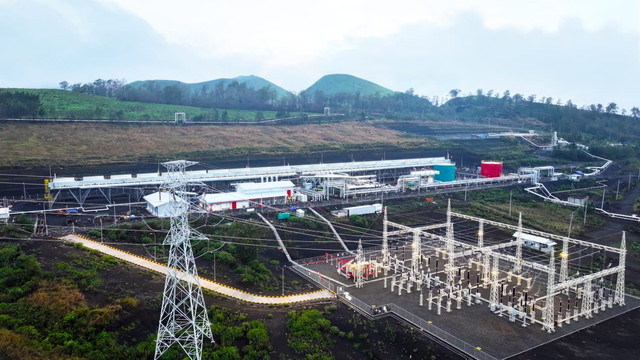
208, 242, 226, 282
150, 232, 157, 260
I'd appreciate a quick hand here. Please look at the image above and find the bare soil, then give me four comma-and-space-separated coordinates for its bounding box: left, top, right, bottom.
0, 122, 435, 166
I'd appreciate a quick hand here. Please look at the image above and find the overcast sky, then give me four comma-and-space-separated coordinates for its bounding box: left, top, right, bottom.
1, 0, 638, 110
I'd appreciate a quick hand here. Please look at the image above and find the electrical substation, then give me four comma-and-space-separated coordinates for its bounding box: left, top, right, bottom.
296, 200, 636, 359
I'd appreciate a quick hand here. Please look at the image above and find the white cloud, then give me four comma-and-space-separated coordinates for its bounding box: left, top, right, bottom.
101, 0, 638, 67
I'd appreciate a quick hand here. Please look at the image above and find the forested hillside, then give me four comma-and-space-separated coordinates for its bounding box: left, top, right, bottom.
440, 93, 640, 143
2, 74, 640, 144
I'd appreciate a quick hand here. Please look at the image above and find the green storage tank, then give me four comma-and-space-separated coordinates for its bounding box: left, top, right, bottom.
434, 163, 456, 182
277, 212, 291, 220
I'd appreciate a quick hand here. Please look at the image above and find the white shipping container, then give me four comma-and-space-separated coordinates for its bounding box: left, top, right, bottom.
345, 203, 383, 216
295, 209, 305, 217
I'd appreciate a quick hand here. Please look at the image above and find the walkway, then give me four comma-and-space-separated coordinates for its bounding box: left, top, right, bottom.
61, 234, 335, 305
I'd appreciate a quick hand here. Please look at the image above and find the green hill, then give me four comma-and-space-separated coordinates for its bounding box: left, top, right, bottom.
126, 75, 291, 99
302, 74, 395, 97
0, 88, 280, 121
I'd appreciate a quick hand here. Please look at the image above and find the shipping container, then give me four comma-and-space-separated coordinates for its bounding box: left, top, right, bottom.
345, 203, 383, 216
277, 212, 291, 220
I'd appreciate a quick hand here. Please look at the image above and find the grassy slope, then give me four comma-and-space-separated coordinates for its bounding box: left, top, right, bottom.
303, 74, 395, 97
0, 121, 437, 167
2, 89, 279, 121
126, 75, 292, 98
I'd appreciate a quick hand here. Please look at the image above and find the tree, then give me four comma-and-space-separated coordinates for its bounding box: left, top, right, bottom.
59, 81, 69, 90
502, 90, 511, 100
527, 94, 536, 102
449, 89, 461, 98
630, 106, 640, 118
605, 102, 618, 114
476, 89, 483, 96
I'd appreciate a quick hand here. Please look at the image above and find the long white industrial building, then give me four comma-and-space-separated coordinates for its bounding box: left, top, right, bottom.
48, 157, 450, 190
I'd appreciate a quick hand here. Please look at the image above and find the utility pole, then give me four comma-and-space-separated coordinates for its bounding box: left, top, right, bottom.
282, 266, 285, 296
23, 182, 26, 200
601, 188, 606, 209
568, 212, 574, 238
42, 203, 48, 235
509, 190, 513, 217
629, 173, 632, 191
616, 180, 621, 200
583, 196, 588, 225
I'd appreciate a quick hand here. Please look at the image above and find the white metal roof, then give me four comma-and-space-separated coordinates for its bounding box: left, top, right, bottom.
143, 192, 183, 207
0, 207, 9, 218
236, 180, 294, 192
201, 192, 250, 204
345, 203, 382, 211
513, 231, 557, 246
49, 157, 450, 190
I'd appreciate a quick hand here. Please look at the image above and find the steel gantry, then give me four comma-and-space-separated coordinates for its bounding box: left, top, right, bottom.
351, 204, 628, 333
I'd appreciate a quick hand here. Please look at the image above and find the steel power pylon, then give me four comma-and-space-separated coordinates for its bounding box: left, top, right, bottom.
155, 160, 213, 360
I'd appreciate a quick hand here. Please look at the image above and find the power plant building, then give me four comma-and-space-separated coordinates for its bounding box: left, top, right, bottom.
234, 180, 294, 204
200, 193, 251, 212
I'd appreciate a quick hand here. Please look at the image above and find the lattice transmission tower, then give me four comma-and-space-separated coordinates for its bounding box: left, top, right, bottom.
155, 160, 213, 360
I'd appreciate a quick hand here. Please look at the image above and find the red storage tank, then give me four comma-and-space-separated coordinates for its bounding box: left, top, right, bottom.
481, 161, 503, 178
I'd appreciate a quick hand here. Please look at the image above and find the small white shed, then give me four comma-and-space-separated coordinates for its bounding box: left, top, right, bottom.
512, 231, 557, 253
143, 192, 185, 218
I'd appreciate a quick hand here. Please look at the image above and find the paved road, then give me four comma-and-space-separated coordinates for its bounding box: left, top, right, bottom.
61, 234, 335, 305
